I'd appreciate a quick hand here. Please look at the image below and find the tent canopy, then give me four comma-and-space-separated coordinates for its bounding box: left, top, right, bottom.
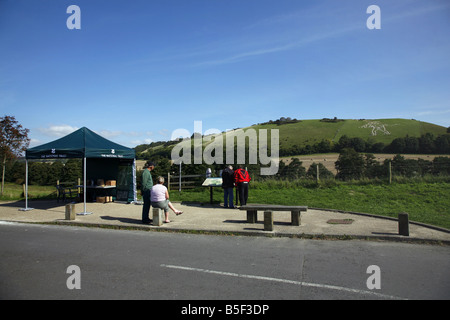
26, 127, 135, 160
23, 127, 137, 209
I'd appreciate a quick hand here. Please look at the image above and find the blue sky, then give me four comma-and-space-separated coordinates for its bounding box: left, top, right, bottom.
1, 0, 449, 148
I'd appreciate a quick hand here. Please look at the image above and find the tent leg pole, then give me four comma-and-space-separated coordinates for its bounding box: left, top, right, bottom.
25, 159, 28, 209
84, 157, 87, 213
19, 159, 33, 211
133, 159, 137, 203
78, 157, 92, 215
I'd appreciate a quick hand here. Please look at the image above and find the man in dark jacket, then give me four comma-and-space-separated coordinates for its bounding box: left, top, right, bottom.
221, 165, 235, 208
141, 161, 155, 224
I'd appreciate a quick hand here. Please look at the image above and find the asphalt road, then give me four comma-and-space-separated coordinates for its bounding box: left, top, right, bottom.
1, 222, 449, 302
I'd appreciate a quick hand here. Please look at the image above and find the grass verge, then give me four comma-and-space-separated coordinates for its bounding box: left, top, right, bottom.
169, 181, 450, 229
2, 181, 449, 229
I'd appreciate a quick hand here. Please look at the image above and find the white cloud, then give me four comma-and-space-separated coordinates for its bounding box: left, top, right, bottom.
28, 138, 41, 148
158, 129, 169, 137
98, 130, 123, 139
38, 125, 79, 137
130, 138, 154, 145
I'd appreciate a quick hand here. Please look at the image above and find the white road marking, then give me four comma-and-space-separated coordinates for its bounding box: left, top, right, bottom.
160, 264, 406, 300
0, 221, 19, 225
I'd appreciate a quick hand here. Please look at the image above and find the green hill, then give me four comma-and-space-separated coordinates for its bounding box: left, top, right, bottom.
135, 118, 448, 159
248, 118, 446, 151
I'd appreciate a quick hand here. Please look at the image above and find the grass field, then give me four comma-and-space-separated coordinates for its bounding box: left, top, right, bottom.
0, 183, 56, 201
169, 180, 450, 229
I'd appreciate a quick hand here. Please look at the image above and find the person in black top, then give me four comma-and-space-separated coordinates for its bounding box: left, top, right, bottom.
221, 165, 235, 208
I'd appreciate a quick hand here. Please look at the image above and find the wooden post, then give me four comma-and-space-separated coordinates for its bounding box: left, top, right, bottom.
56, 180, 60, 201
316, 164, 320, 183
398, 212, 409, 236
167, 173, 170, 191
389, 160, 392, 184
210, 186, 213, 204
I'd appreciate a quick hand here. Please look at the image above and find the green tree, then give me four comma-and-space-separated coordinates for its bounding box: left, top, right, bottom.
306, 162, 334, 180
419, 133, 435, 154
5, 160, 25, 184
281, 158, 305, 179
432, 157, 450, 175
364, 153, 377, 178
434, 134, 450, 154
335, 148, 365, 180
49, 161, 64, 184
0, 116, 30, 195
29, 162, 48, 185
62, 159, 82, 183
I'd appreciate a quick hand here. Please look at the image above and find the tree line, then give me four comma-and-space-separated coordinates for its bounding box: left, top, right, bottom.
135, 132, 450, 161
3, 149, 450, 188
4, 159, 82, 186
335, 149, 450, 181
150, 149, 450, 183
280, 133, 450, 157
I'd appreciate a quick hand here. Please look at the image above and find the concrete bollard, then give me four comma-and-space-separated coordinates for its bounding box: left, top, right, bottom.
398, 212, 409, 236
65, 203, 76, 220
264, 211, 273, 231
153, 208, 163, 226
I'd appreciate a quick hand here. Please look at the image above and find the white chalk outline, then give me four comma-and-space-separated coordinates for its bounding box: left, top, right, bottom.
160, 264, 406, 300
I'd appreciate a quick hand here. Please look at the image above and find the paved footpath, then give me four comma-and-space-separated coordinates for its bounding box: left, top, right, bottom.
0, 200, 449, 244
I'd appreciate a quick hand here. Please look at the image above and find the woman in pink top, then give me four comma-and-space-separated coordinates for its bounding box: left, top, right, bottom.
151, 176, 183, 223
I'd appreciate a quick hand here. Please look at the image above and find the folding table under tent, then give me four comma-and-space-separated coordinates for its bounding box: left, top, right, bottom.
23, 127, 137, 215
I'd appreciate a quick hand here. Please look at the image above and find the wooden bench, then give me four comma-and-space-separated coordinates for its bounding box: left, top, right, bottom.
239, 205, 308, 231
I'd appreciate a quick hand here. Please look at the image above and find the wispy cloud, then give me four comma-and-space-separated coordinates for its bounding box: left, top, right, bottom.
417, 109, 450, 116
191, 25, 358, 68
131, 138, 154, 145
385, 1, 450, 23
191, 42, 296, 67
190, 1, 450, 68
98, 130, 123, 139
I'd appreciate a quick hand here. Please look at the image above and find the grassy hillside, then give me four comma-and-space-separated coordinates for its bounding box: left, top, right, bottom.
248, 118, 446, 151
136, 118, 447, 159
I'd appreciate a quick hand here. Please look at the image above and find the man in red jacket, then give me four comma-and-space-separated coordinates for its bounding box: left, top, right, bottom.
234, 165, 251, 206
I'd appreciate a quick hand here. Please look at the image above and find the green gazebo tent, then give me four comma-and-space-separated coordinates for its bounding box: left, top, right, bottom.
23, 127, 137, 214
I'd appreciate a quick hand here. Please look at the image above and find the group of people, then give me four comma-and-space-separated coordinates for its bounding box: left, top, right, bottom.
141, 161, 183, 224
141, 161, 252, 224
221, 165, 251, 209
